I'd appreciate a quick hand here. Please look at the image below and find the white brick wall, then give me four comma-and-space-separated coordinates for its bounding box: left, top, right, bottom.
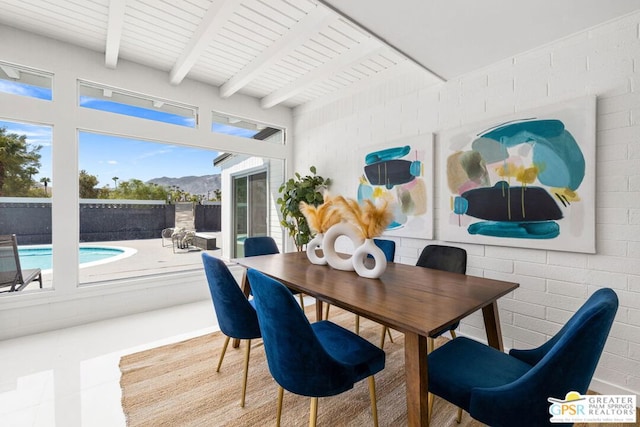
293, 11, 640, 397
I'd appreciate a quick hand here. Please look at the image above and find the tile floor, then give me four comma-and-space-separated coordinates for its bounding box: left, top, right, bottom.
0, 300, 220, 427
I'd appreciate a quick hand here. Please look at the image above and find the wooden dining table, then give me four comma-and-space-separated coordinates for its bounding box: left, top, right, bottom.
234, 251, 519, 427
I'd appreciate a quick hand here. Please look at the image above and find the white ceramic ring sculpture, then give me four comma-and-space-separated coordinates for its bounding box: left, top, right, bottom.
306, 233, 327, 265
352, 238, 387, 279
323, 222, 364, 271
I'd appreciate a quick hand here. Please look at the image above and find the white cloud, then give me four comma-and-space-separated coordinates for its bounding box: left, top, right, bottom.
138, 148, 173, 159
0, 120, 52, 147
0, 80, 29, 96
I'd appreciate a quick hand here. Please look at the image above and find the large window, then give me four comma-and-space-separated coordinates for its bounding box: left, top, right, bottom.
79, 81, 197, 128
0, 62, 52, 101
1, 66, 288, 294
0, 119, 53, 292
212, 111, 284, 143
78, 132, 222, 285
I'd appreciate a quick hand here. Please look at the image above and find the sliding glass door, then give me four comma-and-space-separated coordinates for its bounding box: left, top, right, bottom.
233, 171, 267, 257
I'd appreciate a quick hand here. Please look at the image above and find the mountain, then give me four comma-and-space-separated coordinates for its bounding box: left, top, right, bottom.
147, 174, 221, 197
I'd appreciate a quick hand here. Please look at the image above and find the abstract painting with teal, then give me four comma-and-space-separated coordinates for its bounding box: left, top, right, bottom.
447, 118, 585, 239
358, 145, 426, 230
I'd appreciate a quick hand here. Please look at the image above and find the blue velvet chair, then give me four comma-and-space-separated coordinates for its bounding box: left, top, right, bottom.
427, 287, 618, 426
244, 236, 280, 257
415, 245, 468, 352
247, 268, 386, 427
201, 253, 262, 407
414, 245, 468, 420
244, 236, 305, 307
416, 244, 467, 274
379, 244, 467, 350
369, 239, 395, 345
324, 238, 396, 345
372, 238, 396, 263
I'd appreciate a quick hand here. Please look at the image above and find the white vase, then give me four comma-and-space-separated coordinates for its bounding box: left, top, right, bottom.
323, 222, 364, 271
306, 233, 326, 265
353, 238, 387, 279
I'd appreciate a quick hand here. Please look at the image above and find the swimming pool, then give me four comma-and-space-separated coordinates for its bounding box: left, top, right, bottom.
18, 246, 136, 271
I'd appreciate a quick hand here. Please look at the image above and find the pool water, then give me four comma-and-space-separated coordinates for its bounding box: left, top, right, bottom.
18, 246, 127, 270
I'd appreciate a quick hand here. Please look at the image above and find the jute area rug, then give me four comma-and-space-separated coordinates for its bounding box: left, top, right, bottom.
119, 305, 472, 426
119, 306, 633, 427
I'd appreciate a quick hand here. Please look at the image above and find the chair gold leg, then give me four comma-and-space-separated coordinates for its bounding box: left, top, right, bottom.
379, 326, 395, 349
299, 293, 305, 307
241, 339, 251, 408
450, 330, 457, 339
217, 335, 230, 372
355, 314, 360, 335
428, 392, 434, 422
368, 376, 379, 427
456, 407, 463, 423
309, 397, 318, 427
277, 386, 284, 427
379, 326, 388, 349
324, 303, 330, 320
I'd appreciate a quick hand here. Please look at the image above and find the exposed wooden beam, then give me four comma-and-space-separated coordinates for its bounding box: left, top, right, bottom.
316, 0, 446, 83
105, 0, 127, 69
219, 7, 334, 98
170, 0, 239, 85
260, 39, 380, 109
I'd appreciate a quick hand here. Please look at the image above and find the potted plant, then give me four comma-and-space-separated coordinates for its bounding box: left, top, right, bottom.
277, 166, 331, 251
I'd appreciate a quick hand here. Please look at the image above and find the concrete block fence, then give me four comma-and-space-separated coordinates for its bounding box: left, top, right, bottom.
1, 200, 220, 244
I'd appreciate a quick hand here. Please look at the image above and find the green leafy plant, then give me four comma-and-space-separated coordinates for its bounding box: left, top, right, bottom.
277, 166, 331, 251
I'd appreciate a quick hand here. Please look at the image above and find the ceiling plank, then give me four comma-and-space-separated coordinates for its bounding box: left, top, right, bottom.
260, 38, 380, 108
169, 0, 241, 85
219, 6, 334, 98
105, 0, 127, 69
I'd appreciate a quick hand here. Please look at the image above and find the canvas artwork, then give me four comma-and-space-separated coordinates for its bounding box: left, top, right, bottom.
439, 96, 596, 253
357, 134, 434, 239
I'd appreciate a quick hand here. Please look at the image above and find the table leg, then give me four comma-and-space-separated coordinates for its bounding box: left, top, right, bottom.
482, 301, 504, 351
315, 299, 323, 322
404, 332, 429, 427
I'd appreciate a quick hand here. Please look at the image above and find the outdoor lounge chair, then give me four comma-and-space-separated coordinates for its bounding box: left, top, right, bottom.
0, 234, 42, 292
170, 228, 196, 253
161, 227, 175, 247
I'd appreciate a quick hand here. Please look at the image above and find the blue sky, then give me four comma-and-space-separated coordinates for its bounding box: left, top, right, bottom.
78, 132, 221, 187
0, 81, 261, 187
0, 119, 222, 187
0, 120, 53, 181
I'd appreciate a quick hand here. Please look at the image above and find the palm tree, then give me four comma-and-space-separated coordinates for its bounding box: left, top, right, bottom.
26, 166, 38, 182
112, 176, 119, 188
40, 177, 51, 196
